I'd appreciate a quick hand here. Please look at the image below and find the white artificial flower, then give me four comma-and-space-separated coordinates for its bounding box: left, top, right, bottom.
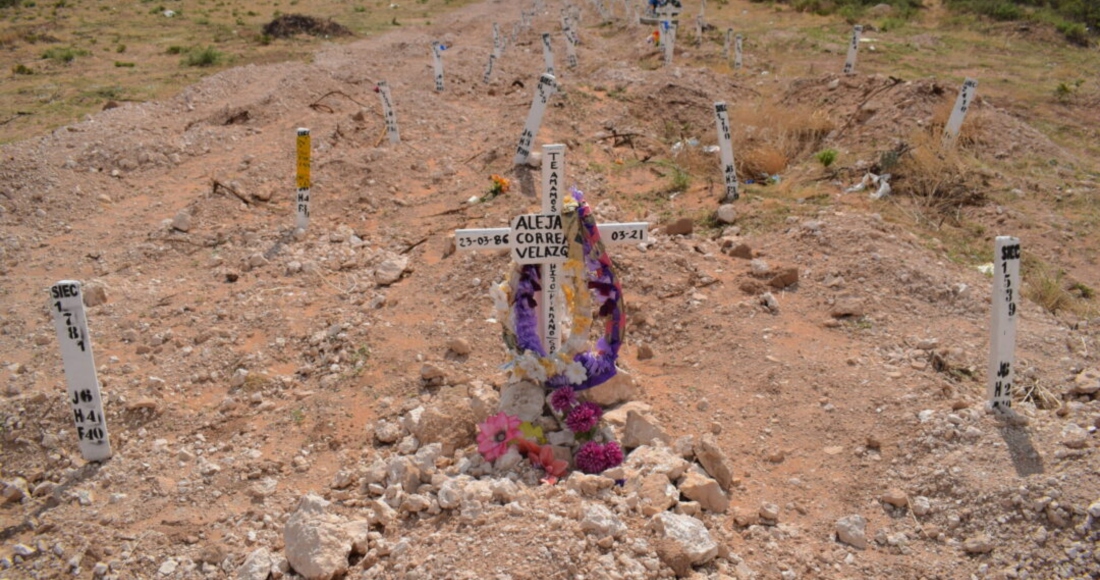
516, 352, 548, 382
565, 361, 588, 385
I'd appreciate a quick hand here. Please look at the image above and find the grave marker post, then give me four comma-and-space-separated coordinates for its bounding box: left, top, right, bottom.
988, 237, 1021, 411
431, 42, 445, 91
513, 73, 557, 165
843, 25, 862, 75
484, 53, 497, 84
714, 102, 739, 203
695, 14, 703, 46
943, 78, 978, 147
295, 128, 311, 231
49, 281, 112, 462
456, 145, 648, 354
543, 33, 556, 76
734, 34, 743, 70
663, 21, 677, 66
723, 28, 732, 60
376, 81, 400, 144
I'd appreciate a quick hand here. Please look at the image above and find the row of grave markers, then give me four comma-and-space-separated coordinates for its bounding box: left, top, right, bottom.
49, 0, 998, 463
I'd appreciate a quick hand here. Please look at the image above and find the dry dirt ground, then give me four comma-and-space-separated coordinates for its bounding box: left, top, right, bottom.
1, 0, 1100, 579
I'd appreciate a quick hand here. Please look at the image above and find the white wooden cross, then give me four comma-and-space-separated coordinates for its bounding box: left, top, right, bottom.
455, 144, 648, 355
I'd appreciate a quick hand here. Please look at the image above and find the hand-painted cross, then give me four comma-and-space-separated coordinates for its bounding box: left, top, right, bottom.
456, 144, 648, 354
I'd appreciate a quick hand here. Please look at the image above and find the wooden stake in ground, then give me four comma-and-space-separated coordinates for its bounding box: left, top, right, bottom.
735, 34, 743, 70
988, 236, 1021, 411
943, 78, 978, 147
513, 74, 557, 165
49, 281, 112, 462
542, 32, 556, 76
376, 81, 400, 144
724, 28, 732, 60
295, 128, 311, 231
843, 25, 862, 75
456, 144, 648, 354
493, 22, 504, 58
561, 12, 579, 69
431, 42, 445, 92
695, 14, 703, 46
714, 102, 739, 203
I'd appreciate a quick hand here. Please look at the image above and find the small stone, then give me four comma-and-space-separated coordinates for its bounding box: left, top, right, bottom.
12, 544, 35, 557
732, 506, 759, 527
284, 495, 352, 580
420, 363, 446, 382
637, 344, 654, 360
635, 472, 678, 516
447, 338, 471, 356
171, 210, 192, 232
716, 204, 737, 225
622, 411, 671, 448
83, 283, 108, 307
1061, 423, 1089, 449
237, 548, 273, 580
499, 380, 544, 422
768, 267, 799, 289
911, 496, 931, 516
725, 243, 753, 259
693, 435, 734, 491
581, 502, 626, 537
1070, 369, 1100, 395
374, 420, 404, 444
881, 488, 908, 508
374, 255, 409, 286
759, 502, 780, 522
158, 558, 178, 575
830, 297, 864, 318
750, 259, 770, 276
963, 534, 995, 554
678, 472, 728, 513
580, 367, 637, 406
761, 292, 779, 313
649, 512, 718, 573
836, 514, 868, 549
664, 217, 694, 236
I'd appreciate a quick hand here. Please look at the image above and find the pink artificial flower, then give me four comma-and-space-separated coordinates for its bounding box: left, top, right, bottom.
476, 412, 522, 462
528, 444, 569, 484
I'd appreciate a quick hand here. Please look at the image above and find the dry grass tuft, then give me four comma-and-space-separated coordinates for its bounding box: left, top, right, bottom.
929, 97, 989, 148
727, 102, 834, 179
1021, 255, 1095, 317
890, 130, 985, 216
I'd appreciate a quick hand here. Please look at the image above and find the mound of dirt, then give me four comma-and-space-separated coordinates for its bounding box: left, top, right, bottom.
262, 14, 353, 39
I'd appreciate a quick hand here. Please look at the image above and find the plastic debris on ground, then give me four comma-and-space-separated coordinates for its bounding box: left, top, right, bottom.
846, 172, 892, 199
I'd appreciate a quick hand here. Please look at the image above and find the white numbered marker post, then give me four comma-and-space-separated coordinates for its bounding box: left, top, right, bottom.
695, 14, 703, 46
714, 102, 739, 203
542, 33, 556, 76
734, 34, 743, 70
376, 81, 400, 144
49, 281, 112, 462
431, 42, 445, 92
943, 78, 978, 147
988, 237, 1021, 411
483, 53, 497, 84
513, 73, 557, 165
456, 144, 648, 355
663, 21, 677, 66
723, 28, 732, 60
492, 22, 504, 58
843, 25, 862, 75
296, 128, 311, 231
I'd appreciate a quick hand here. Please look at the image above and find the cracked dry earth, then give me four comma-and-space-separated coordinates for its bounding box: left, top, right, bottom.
1, 0, 1099, 579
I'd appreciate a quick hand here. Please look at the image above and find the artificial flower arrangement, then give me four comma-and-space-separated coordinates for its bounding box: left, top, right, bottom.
481, 174, 511, 202
476, 187, 626, 483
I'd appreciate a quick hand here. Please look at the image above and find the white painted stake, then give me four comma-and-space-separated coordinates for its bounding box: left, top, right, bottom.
700, 0, 706, 17
663, 21, 676, 66
943, 78, 978, 147
714, 102, 739, 203
513, 73, 557, 165
376, 81, 400, 144
456, 145, 647, 355
483, 53, 497, 84
49, 281, 111, 462
542, 33, 556, 76
843, 25, 862, 75
565, 33, 579, 68
295, 128, 310, 231
695, 14, 703, 46
723, 28, 732, 60
431, 42, 445, 92
562, 12, 579, 68
492, 22, 504, 58
734, 34, 743, 70
987, 236, 1021, 411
